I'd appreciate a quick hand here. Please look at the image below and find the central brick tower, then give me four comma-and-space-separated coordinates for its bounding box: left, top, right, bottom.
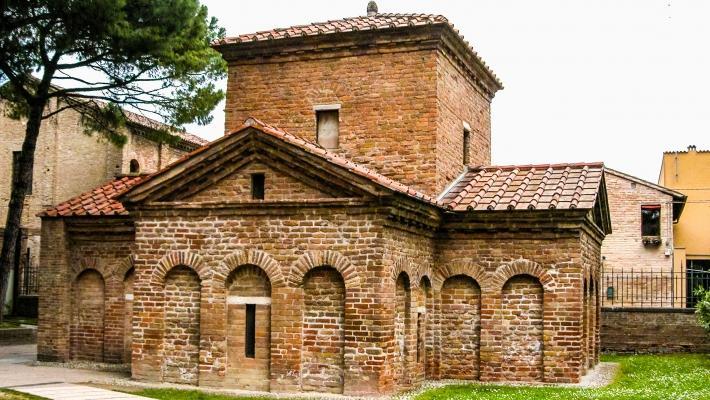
214, 9, 503, 196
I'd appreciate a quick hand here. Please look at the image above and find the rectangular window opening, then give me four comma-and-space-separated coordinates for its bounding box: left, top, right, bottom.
463, 128, 471, 166
251, 173, 265, 200
316, 109, 339, 149
245, 304, 256, 358
416, 313, 423, 363
641, 205, 661, 237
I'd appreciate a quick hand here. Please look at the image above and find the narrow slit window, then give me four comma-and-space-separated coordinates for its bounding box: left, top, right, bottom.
245, 304, 256, 358
463, 128, 471, 166
641, 205, 661, 236
251, 173, 265, 200
316, 109, 339, 149
416, 313, 423, 363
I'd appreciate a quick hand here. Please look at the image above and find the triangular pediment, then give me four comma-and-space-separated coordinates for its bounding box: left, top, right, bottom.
119, 120, 416, 205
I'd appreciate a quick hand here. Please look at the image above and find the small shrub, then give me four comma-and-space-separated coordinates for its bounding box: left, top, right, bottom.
695, 287, 710, 333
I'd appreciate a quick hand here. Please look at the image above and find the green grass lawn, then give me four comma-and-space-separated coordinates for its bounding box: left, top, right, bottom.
0, 389, 46, 400
0, 316, 37, 329
415, 354, 710, 400
131, 354, 710, 400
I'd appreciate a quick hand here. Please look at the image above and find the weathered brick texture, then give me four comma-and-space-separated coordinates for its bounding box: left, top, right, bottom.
601, 309, 710, 353
440, 275, 481, 380
301, 267, 346, 394
162, 266, 201, 385
500, 275, 544, 382
71, 269, 105, 362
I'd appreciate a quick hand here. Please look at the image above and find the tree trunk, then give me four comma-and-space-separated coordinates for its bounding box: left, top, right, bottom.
0, 100, 45, 323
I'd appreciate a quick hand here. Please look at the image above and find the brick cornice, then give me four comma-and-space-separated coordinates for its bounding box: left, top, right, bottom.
217, 24, 501, 99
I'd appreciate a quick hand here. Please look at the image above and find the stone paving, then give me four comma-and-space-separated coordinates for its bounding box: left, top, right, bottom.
7, 382, 147, 400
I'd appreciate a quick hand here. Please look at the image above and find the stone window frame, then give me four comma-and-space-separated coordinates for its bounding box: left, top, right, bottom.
463, 121, 472, 166
314, 104, 341, 149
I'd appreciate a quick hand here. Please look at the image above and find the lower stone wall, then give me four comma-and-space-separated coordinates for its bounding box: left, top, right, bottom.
601, 308, 710, 353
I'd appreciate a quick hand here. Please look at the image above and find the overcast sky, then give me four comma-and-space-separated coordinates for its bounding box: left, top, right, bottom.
186, 0, 710, 183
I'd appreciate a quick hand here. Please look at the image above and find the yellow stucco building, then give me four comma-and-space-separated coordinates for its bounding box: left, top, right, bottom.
659, 145, 710, 304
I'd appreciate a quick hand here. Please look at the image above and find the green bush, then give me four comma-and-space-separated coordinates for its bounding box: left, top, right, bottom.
695, 287, 710, 333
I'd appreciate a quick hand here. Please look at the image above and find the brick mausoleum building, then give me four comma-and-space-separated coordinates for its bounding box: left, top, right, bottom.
36, 5, 612, 396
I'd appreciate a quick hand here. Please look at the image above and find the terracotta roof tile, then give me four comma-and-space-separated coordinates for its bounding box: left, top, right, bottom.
441, 163, 604, 211
215, 13, 502, 88
39, 175, 147, 217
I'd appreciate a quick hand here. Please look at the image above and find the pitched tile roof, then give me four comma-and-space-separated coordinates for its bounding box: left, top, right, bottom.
440, 163, 605, 211
214, 13, 502, 88
39, 175, 147, 217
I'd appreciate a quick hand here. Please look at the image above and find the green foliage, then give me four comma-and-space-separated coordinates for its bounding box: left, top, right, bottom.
412, 354, 710, 400
695, 287, 710, 333
0, 0, 227, 140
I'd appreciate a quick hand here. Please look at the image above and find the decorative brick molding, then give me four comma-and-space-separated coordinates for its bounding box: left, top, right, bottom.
491, 259, 555, 291
392, 257, 418, 288
110, 255, 135, 280
289, 250, 359, 289
432, 260, 490, 291
152, 251, 208, 283
213, 249, 285, 288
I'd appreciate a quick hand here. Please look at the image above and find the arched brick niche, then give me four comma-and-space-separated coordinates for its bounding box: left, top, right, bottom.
71, 269, 105, 362
418, 276, 433, 378
300, 266, 346, 394
162, 265, 201, 385
123, 267, 135, 364
500, 274, 544, 382
394, 272, 412, 388
225, 264, 272, 391
440, 274, 481, 380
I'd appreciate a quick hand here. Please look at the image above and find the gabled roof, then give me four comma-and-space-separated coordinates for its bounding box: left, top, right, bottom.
440, 163, 605, 211
39, 175, 147, 217
119, 117, 441, 206
213, 13, 503, 93
605, 167, 687, 221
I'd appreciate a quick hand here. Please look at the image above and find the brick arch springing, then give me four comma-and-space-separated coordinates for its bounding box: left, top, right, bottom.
152, 251, 208, 284
214, 249, 285, 288
491, 259, 554, 292
71, 256, 104, 282
289, 250, 359, 289
112, 255, 135, 281
391, 257, 418, 288
432, 261, 490, 292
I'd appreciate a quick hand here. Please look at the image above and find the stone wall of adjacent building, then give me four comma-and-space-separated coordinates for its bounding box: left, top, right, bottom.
601, 308, 710, 353
224, 47, 491, 196
1, 98, 197, 314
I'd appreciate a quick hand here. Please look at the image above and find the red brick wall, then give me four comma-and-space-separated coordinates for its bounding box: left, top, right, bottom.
500, 275, 544, 382
301, 266, 345, 394
71, 269, 105, 362
162, 266, 201, 385
440, 275, 481, 380
224, 48, 491, 196
436, 52, 492, 188
226, 265, 271, 391
123, 268, 134, 363
189, 162, 331, 202
601, 309, 710, 353
393, 273, 412, 387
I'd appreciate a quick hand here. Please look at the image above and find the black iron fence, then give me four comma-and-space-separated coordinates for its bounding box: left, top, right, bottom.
601, 268, 710, 309
18, 249, 38, 296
